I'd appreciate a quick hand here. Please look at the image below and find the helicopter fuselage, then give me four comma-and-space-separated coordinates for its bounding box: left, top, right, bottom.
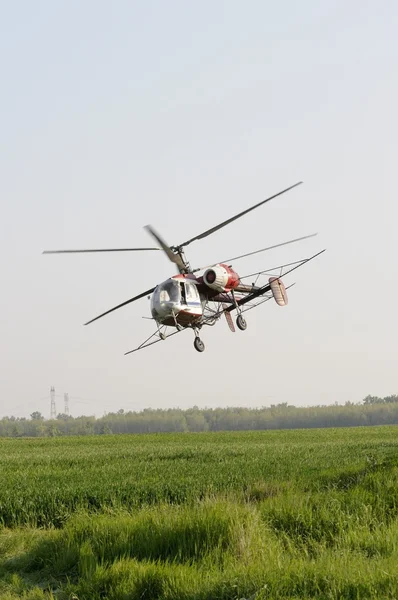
150, 275, 204, 327
149, 269, 256, 329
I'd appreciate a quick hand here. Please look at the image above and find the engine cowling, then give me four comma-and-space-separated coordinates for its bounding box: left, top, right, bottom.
203, 264, 240, 292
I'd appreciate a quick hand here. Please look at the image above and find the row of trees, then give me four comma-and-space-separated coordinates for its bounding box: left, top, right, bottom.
0, 395, 397, 437
363, 394, 398, 404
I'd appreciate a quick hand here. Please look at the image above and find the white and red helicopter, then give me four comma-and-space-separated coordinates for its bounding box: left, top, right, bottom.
43, 182, 324, 354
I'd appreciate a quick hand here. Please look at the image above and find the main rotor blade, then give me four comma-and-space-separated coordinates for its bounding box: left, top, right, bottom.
43, 248, 160, 254
84, 287, 156, 326
193, 233, 317, 273
178, 182, 303, 248
218, 233, 318, 265
144, 225, 186, 272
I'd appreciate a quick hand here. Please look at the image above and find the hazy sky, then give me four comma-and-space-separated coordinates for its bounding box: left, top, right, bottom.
1, 1, 397, 418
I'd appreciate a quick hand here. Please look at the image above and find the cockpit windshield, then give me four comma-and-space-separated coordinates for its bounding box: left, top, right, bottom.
157, 279, 181, 303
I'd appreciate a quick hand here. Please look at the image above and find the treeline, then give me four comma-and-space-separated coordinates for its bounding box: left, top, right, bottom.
0, 395, 398, 437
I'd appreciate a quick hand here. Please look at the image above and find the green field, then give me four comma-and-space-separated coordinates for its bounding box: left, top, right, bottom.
1, 427, 398, 599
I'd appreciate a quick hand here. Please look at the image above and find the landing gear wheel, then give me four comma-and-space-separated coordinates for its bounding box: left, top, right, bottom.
194, 337, 205, 352
236, 315, 247, 331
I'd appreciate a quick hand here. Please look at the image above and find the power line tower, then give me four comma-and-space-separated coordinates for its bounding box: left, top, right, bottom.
50, 386, 56, 419
64, 393, 69, 416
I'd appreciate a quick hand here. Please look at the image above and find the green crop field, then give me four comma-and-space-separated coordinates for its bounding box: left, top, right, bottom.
1, 426, 398, 599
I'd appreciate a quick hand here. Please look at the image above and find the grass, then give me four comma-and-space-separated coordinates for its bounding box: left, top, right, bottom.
1, 426, 398, 598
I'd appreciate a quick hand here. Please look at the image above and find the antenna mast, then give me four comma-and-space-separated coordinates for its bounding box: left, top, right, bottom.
50, 386, 56, 419
64, 392, 69, 416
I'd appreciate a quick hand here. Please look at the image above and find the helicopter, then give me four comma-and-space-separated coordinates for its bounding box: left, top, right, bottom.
43, 182, 325, 354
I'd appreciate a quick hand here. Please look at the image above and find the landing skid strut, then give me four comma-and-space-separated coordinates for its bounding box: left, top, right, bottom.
192, 326, 205, 353
231, 290, 248, 331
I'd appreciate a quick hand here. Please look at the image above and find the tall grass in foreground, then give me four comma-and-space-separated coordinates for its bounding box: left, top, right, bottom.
1, 427, 397, 528
1, 427, 398, 598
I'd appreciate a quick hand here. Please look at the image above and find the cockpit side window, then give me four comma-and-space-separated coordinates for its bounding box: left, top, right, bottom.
180, 282, 186, 304
185, 282, 200, 304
